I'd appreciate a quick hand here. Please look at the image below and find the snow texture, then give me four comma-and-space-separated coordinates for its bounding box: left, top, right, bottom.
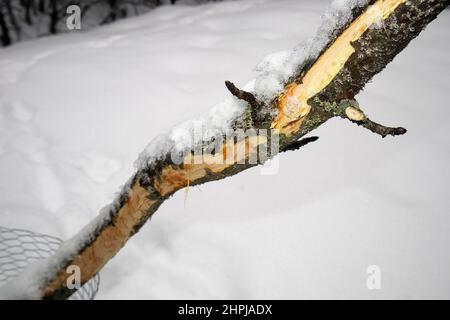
0, 0, 449, 299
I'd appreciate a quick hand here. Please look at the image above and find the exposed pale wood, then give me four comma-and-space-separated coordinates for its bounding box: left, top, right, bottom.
272, 0, 406, 136
43, 184, 156, 298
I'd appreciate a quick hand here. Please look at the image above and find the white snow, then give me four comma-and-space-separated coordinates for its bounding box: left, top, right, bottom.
0, 0, 449, 299
254, 0, 370, 101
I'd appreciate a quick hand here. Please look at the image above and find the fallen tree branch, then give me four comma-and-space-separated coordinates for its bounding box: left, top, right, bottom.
1, 0, 447, 299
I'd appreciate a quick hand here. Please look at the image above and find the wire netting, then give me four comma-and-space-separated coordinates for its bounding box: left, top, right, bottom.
0, 227, 100, 300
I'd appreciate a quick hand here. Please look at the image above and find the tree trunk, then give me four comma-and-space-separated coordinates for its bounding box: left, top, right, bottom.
5, 0, 21, 41
0, 6, 12, 46
23, 0, 33, 26
49, 0, 58, 34
6, 0, 449, 299
38, 0, 46, 14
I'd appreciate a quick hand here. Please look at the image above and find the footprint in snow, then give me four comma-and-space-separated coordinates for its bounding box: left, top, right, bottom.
0, 50, 56, 85
34, 164, 66, 214
0, 60, 27, 85
11, 101, 34, 122
88, 35, 124, 48
0, 100, 34, 122
67, 151, 121, 183
188, 35, 219, 49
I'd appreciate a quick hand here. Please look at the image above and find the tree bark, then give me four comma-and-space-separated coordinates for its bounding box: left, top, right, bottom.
49, 0, 59, 34
12, 0, 448, 299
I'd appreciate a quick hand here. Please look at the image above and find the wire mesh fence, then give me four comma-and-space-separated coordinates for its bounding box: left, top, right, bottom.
0, 226, 100, 300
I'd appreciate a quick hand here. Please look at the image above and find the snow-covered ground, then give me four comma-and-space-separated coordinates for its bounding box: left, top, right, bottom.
0, 0, 449, 299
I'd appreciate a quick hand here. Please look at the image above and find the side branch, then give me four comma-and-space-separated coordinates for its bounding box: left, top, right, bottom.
225, 80, 260, 121
337, 101, 407, 138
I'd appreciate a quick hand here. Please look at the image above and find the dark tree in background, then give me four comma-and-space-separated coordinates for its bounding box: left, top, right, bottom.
0, 0, 223, 47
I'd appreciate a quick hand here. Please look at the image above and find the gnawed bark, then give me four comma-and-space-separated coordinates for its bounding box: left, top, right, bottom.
13, 0, 448, 299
